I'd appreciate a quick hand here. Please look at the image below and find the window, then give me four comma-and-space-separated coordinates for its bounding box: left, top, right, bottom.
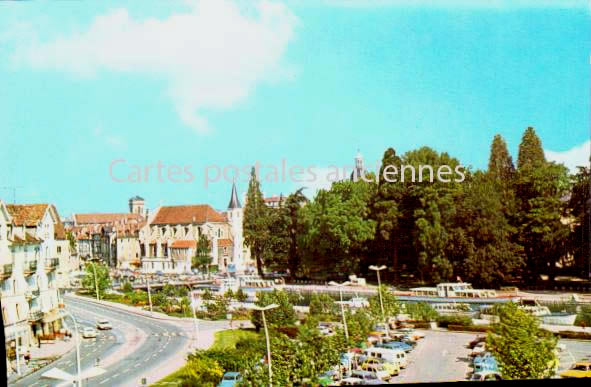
57, 246, 62, 254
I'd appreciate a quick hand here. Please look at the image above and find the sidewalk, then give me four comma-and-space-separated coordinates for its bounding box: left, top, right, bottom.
7, 337, 76, 384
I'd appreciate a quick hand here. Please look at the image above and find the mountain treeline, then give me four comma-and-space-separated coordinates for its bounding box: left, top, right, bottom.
243, 127, 590, 287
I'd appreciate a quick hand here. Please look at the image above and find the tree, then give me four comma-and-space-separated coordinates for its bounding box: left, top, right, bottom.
308, 293, 339, 318
514, 129, 570, 283
517, 127, 546, 170
453, 172, 525, 287
345, 309, 374, 346
405, 302, 438, 322
488, 134, 515, 181
284, 188, 308, 278
179, 354, 224, 387
568, 163, 590, 276
372, 148, 405, 282
487, 302, 557, 379
235, 288, 248, 302
299, 180, 376, 279
368, 285, 400, 320
82, 262, 111, 299
193, 234, 213, 277
243, 167, 273, 277
251, 290, 296, 330
121, 281, 133, 293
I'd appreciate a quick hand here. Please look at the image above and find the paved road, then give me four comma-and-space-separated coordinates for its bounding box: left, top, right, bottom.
391, 329, 591, 383
13, 296, 190, 387
393, 330, 474, 383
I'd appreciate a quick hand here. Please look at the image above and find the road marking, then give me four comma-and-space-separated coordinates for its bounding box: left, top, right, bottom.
99, 378, 111, 385
112, 373, 120, 378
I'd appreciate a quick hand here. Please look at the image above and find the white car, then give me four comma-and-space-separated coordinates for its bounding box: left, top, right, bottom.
471, 342, 486, 356
81, 327, 98, 338
470, 371, 503, 381
96, 319, 112, 330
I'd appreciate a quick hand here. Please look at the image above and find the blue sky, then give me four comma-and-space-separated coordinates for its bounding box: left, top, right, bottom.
0, 0, 589, 216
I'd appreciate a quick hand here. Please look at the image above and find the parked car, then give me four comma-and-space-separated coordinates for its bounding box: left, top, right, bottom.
467, 336, 486, 349
361, 363, 390, 381
81, 327, 97, 338
560, 362, 591, 378
363, 347, 408, 368
96, 319, 112, 330
378, 340, 412, 353
350, 370, 383, 385
361, 357, 400, 377
218, 372, 242, 387
470, 371, 503, 381
470, 342, 486, 357
340, 377, 364, 385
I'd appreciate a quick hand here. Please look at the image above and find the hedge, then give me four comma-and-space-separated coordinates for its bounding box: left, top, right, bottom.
447, 324, 492, 333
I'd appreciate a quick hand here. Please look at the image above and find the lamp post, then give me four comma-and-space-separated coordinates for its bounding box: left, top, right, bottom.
89, 261, 99, 301
329, 281, 350, 342
190, 291, 199, 348
369, 265, 387, 326
60, 310, 82, 387
247, 304, 278, 386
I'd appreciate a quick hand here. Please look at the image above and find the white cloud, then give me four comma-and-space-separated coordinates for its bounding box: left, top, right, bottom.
545, 140, 591, 173
324, 0, 589, 9
10, 0, 297, 134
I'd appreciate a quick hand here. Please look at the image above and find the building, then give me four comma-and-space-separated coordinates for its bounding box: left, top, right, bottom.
68, 210, 145, 267
139, 183, 252, 274
2, 201, 72, 374
264, 195, 284, 208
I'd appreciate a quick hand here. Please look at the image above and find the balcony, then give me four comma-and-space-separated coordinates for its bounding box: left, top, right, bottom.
1, 263, 12, 279
24, 260, 37, 274
44, 258, 59, 271
25, 289, 40, 300
28, 309, 43, 322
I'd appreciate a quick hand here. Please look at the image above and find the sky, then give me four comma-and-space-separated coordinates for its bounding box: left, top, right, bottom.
0, 0, 589, 217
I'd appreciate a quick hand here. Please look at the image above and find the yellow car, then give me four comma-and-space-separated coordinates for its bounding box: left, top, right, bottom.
560, 362, 591, 378
361, 357, 400, 377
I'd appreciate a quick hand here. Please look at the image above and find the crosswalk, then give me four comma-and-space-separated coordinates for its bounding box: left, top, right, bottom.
150, 331, 186, 337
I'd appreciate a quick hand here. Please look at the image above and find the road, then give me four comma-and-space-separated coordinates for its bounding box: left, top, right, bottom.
13, 296, 191, 387
392, 329, 591, 383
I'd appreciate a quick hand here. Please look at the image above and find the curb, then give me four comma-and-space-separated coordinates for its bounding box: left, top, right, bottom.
67, 294, 197, 324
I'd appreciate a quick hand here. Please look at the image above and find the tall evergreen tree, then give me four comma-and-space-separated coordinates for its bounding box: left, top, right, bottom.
243, 167, 272, 277
284, 188, 308, 278
517, 127, 545, 170
488, 134, 515, 181
568, 162, 591, 276
515, 127, 570, 282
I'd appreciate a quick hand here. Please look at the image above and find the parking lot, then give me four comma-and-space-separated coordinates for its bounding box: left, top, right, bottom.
388, 329, 591, 383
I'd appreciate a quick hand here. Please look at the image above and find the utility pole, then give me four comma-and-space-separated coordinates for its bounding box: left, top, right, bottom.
0, 186, 23, 204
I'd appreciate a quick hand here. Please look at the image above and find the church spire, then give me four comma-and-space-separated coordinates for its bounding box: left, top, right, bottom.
228, 180, 241, 209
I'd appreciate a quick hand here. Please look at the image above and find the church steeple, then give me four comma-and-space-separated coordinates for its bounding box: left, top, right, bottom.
228, 180, 241, 209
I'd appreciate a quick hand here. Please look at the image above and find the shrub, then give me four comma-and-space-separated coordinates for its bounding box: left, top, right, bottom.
121, 281, 133, 293
405, 302, 439, 322
436, 315, 472, 327
235, 288, 248, 302
178, 355, 223, 387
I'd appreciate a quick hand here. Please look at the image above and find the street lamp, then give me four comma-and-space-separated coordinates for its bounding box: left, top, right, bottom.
246, 304, 279, 386
190, 291, 200, 348
369, 265, 387, 327
329, 281, 350, 342
60, 310, 82, 387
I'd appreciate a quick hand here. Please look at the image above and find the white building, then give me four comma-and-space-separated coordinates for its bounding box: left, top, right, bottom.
140, 183, 252, 274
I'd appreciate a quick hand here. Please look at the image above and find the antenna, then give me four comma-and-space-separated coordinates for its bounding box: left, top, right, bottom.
1, 186, 23, 204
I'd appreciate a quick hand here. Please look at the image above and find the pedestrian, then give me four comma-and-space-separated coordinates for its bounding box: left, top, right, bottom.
95, 357, 100, 367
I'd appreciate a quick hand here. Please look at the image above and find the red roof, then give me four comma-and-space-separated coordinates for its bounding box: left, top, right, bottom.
74, 213, 143, 225
218, 238, 233, 247
151, 205, 226, 225
6, 204, 50, 226
171, 240, 196, 249
264, 196, 282, 203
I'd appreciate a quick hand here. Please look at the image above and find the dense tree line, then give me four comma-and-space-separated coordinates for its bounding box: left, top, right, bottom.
243, 127, 590, 287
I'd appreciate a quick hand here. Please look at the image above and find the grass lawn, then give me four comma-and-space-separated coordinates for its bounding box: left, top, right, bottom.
152, 329, 259, 386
